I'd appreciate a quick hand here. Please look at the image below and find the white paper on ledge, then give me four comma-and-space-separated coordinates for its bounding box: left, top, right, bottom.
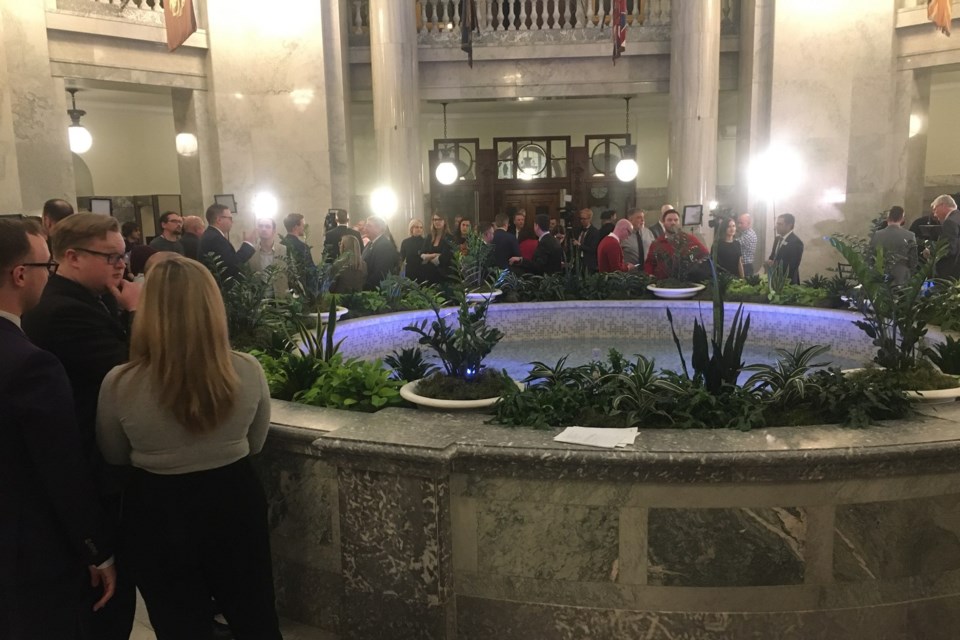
553, 427, 638, 449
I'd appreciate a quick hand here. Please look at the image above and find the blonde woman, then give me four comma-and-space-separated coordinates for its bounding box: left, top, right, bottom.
400, 217, 427, 282
330, 234, 367, 294
95, 255, 280, 640
421, 212, 454, 285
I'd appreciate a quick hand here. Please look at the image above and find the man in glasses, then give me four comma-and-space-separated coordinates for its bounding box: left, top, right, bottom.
200, 202, 256, 282
1, 218, 116, 638
148, 210, 185, 255
22, 213, 140, 639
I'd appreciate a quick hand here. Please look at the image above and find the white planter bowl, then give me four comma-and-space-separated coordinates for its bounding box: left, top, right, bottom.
465, 289, 502, 303
317, 306, 349, 322
400, 377, 523, 410
646, 284, 705, 300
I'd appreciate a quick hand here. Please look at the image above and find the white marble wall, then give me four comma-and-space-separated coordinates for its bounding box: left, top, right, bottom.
203, 0, 338, 250
172, 87, 222, 215
766, 0, 914, 278
0, 1, 76, 213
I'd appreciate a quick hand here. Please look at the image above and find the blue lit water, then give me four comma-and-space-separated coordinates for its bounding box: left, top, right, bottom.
485, 339, 865, 383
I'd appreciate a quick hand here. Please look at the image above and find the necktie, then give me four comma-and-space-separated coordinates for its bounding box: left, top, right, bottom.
636, 230, 644, 265
770, 236, 782, 260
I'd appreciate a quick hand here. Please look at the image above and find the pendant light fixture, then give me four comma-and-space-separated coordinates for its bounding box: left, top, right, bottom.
66, 88, 93, 154
435, 103, 458, 186
615, 96, 638, 182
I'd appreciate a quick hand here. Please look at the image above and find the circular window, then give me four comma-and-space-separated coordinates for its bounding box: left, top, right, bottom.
516, 143, 547, 178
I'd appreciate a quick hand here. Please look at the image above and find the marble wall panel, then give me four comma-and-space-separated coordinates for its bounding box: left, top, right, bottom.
647, 507, 806, 587
338, 466, 453, 636
476, 501, 619, 582
456, 594, 960, 640
835, 493, 960, 582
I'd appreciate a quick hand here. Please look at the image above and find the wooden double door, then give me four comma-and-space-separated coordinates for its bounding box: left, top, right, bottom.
497, 188, 562, 233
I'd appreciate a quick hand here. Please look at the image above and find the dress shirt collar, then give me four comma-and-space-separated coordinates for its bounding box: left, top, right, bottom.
0, 309, 21, 329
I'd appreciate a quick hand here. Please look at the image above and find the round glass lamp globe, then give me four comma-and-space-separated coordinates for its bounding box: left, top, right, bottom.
69, 125, 92, 154
615, 158, 638, 182
251, 191, 279, 219
435, 161, 458, 186
370, 186, 399, 219
175, 133, 198, 156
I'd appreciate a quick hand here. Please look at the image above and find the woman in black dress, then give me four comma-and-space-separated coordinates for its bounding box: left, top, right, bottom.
399, 218, 428, 283
421, 213, 455, 285
714, 216, 744, 278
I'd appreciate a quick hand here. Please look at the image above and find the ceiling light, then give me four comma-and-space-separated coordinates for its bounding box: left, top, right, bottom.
66, 88, 92, 154
435, 103, 459, 186
615, 97, 638, 183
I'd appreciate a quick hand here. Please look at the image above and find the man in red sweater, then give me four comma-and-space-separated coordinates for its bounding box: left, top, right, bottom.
597, 219, 637, 273
644, 209, 709, 280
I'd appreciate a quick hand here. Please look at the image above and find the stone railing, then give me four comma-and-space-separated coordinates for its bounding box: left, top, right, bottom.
53, 0, 206, 29
352, 0, 739, 38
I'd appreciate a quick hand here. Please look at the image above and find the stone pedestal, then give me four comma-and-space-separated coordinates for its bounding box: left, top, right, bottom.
668, 0, 721, 212
369, 0, 424, 240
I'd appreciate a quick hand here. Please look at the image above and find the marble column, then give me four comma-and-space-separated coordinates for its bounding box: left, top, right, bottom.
321, 0, 355, 211
172, 88, 223, 216
369, 0, 424, 240
667, 0, 721, 215
0, 1, 76, 213
901, 69, 931, 216
735, 0, 775, 252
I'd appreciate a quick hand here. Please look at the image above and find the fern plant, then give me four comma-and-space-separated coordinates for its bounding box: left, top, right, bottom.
743, 343, 831, 404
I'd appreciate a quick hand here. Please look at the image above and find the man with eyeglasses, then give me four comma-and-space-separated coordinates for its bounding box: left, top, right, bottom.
22, 213, 141, 640
1, 218, 116, 639
148, 210, 185, 255
200, 203, 256, 282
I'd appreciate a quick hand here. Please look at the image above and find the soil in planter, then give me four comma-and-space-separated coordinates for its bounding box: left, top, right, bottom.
847, 364, 959, 391
416, 369, 511, 400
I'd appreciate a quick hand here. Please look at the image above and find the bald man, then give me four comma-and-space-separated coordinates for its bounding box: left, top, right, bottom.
597, 219, 637, 273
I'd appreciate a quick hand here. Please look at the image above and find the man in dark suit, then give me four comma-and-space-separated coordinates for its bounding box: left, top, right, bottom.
765, 212, 804, 285
323, 208, 363, 262
281, 212, 319, 293
362, 216, 400, 290
199, 202, 256, 282
22, 213, 140, 639
509, 213, 563, 275
491, 212, 521, 269
932, 195, 960, 279
1, 219, 115, 638
573, 208, 601, 273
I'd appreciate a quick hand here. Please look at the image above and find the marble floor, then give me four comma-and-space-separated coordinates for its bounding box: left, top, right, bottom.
129, 592, 335, 640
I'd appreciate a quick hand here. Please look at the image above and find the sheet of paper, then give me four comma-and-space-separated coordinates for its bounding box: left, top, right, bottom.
553, 426, 638, 449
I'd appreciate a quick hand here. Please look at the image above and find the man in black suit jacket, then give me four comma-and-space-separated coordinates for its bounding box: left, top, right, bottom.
1, 219, 115, 638
573, 208, 601, 273
323, 208, 363, 262
22, 213, 139, 639
932, 195, 960, 279
281, 212, 319, 293
509, 213, 563, 275
491, 213, 521, 269
199, 202, 256, 282
362, 216, 400, 290
765, 213, 804, 285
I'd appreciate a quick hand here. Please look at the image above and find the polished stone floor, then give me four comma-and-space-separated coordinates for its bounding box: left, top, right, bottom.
129, 591, 334, 640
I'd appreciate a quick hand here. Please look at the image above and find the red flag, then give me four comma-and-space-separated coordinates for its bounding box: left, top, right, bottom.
612, 0, 627, 64
928, 0, 952, 36
164, 0, 197, 52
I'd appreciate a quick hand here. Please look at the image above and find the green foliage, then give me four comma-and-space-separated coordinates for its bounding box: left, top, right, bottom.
766, 261, 788, 303
743, 343, 831, 405
927, 280, 960, 333
454, 230, 495, 290
499, 265, 652, 302
648, 232, 708, 285
414, 369, 511, 400
295, 354, 403, 412
923, 336, 960, 375
384, 347, 439, 382
805, 368, 912, 428
379, 275, 446, 311
666, 261, 751, 394
829, 235, 945, 371
404, 291, 504, 379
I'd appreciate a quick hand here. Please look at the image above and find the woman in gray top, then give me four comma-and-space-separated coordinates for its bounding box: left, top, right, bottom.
96, 255, 281, 640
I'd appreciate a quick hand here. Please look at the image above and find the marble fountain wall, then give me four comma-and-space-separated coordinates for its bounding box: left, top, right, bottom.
255, 302, 960, 640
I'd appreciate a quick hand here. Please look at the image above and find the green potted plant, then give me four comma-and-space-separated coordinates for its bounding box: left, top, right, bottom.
398, 289, 516, 409
455, 230, 501, 302
829, 236, 960, 401
646, 232, 709, 299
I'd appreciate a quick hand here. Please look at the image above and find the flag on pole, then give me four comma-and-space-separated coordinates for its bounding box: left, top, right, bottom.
164, 0, 197, 51
461, 0, 478, 67
928, 0, 952, 36
612, 0, 627, 64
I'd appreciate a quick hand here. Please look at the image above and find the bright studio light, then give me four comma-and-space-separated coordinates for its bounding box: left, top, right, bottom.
708, 200, 719, 211
749, 144, 803, 202
175, 133, 198, 156
68, 125, 92, 154
909, 114, 924, 138
435, 160, 458, 185
370, 186, 399, 219
251, 191, 279, 219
